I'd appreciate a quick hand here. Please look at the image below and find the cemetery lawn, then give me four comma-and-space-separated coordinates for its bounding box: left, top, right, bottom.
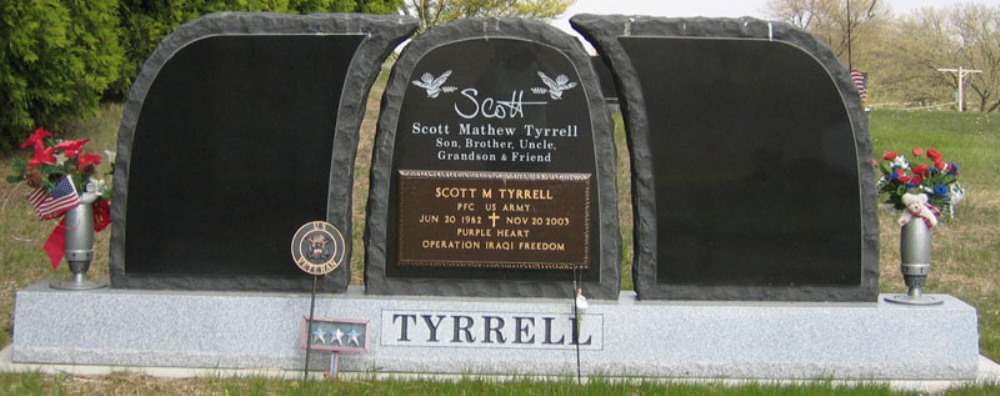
1, 105, 998, 392
0, 371, 958, 394
868, 110, 1000, 362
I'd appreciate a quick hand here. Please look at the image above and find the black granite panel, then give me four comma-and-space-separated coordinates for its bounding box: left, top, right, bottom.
590, 56, 619, 103
110, 13, 417, 292
126, 34, 359, 277
572, 16, 879, 301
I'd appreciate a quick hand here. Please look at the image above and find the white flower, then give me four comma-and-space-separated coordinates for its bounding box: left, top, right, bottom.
950, 183, 966, 205
892, 155, 910, 170
104, 150, 117, 165
86, 178, 106, 194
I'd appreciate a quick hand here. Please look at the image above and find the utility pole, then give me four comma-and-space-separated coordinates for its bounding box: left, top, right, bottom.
938, 67, 982, 112
847, 0, 852, 71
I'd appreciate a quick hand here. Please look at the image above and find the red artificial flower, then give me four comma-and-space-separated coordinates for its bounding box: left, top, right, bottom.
28, 146, 58, 169
93, 199, 112, 232
912, 175, 924, 185
77, 152, 102, 169
934, 159, 946, 171
894, 169, 911, 183
926, 148, 941, 160
32, 139, 46, 157
54, 139, 90, 158
883, 152, 898, 161
20, 127, 52, 150
913, 164, 931, 176
912, 147, 924, 156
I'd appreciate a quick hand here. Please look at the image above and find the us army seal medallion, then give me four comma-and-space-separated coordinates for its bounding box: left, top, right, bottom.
291, 221, 346, 275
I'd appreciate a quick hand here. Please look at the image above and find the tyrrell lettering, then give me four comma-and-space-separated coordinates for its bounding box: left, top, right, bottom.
388, 314, 593, 346
393, 314, 417, 341
423, 314, 446, 342
498, 189, 553, 200
523, 124, 578, 138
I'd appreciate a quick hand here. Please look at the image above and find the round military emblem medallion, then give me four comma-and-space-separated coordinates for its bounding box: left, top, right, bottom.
291, 221, 346, 275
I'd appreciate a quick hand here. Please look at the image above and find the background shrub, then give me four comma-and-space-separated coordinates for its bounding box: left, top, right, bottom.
1, 0, 402, 152
0, 0, 124, 151
111, 0, 403, 99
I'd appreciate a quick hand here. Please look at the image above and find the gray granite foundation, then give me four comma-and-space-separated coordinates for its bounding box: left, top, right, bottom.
13, 281, 978, 379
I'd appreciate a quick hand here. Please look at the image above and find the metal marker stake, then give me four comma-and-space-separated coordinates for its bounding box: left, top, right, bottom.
303, 275, 319, 380
292, 221, 345, 380
573, 267, 582, 385
330, 352, 340, 379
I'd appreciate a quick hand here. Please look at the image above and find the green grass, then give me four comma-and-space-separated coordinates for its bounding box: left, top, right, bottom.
0, 104, 122, 347
0, 373, 919, 395
870, 111, 1000, 187
613, 110, 635, 290
869, 110, 1000, 361
1, 102, 998, 392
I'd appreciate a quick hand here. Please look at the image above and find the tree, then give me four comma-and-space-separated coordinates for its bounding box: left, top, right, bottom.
949, 4, 1000, 111
0, 0, 123, 151
112, 0, 403, 99
402, 0, 574, 33
871, 4, 1000, 111
866, 8, 958, 107
765, 0, 890, 65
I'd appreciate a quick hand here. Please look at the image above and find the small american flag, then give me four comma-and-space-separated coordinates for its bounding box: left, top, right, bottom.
27, 176, 80, 220
851, 69, 868, 102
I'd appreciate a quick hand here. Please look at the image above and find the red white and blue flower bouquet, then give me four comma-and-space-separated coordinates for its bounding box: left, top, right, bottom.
7, 127, 113, 287
876, 147, 964, 305
876, 147, 964, 227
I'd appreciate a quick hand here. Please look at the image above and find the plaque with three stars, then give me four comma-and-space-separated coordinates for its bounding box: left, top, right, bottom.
300, 317, 370, 353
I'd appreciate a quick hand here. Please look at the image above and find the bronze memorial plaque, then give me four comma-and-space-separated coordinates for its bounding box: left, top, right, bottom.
397, 170, 590, 270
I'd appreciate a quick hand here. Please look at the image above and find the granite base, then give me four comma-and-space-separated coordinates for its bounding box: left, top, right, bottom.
12, 281, 979, 380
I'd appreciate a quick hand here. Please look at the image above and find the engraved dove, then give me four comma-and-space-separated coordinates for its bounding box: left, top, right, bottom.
533, 71, 578, 100
412, 70, 457, 98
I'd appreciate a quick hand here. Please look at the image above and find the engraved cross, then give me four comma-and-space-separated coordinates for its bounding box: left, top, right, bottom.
488, 212, 500, 227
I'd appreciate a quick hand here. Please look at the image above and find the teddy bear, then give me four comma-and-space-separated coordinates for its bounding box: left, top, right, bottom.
898, 192, 940, 228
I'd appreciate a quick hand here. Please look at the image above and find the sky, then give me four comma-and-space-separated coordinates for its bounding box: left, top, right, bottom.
552, 0, 1000, 34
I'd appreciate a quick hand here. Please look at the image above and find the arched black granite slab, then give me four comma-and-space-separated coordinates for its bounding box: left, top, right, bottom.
110, 13, 417, 292
572, 15, 879, 301
365, 18, 620, 299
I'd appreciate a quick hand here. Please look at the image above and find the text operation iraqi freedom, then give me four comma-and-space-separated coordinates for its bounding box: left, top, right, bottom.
420, 240, 567, 251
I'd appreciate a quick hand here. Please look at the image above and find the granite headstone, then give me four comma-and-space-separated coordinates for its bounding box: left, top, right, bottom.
590, 56, 619, 105
572, 16, 879, 301
110, 13, 417, 292
366, 18, 620, 299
